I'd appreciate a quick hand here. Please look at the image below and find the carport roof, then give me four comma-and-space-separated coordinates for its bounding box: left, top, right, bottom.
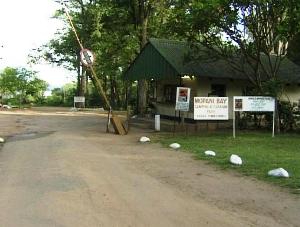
124, 38, 300, 83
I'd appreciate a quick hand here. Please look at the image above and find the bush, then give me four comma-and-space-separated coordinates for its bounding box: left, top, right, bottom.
278, 101, 299, 132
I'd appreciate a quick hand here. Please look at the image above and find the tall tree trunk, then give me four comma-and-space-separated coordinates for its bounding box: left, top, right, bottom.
78, 68, 86, 108
79, 69, 86, 96
85, 72, 89, 106
110, 75, 116, 109
76, 52, 81, 96
137, 16, 149, 116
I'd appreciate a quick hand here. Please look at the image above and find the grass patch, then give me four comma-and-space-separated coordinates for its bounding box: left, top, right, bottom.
154, 132, 300, 192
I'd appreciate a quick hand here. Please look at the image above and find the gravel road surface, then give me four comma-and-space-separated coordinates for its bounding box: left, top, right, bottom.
0, 108, 299, 227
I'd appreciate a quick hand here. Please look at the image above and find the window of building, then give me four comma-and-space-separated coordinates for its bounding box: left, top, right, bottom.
149, 80, 157, 102
209, 84, 226, 97
164, 85, 176, 103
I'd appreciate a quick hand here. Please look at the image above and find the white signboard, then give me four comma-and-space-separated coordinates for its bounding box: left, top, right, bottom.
175, 87, 191, 111
232, 96, 276, 138
234, 96, 275, 112
194, 97, 229, 120
74, 96, 85, 103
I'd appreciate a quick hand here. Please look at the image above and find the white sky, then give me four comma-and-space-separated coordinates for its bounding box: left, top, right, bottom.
0, 0, 75, 89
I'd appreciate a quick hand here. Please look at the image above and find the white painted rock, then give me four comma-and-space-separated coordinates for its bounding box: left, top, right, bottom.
139, 136, 150, 143
0, 137, 4, 143
204, 150, 216, 156
3, 105, 11, 109
70, 107, 77, 112
268, 168, 289, 178
230, 154, 242, 165
169, 143, 181, 149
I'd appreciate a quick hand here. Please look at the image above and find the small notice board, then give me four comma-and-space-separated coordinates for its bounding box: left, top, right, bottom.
175, 87, 191, 111
233, 96, 275, 112
194, 97, 229, 120
233, 96, 276, 138
74, 96, 85, 108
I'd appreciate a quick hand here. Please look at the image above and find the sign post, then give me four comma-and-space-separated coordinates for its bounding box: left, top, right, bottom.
175, 87, 191, 133
233, 109, 236, 138
272, 99, 276, 138
233, 96, 275, 138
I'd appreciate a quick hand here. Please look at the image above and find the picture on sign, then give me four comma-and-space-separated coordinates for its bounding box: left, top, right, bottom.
234, 98, 243, 110
175, 87, 191, 111
233, 96, 275, 112
178, 88, 188, 102
194, 97, 229, 120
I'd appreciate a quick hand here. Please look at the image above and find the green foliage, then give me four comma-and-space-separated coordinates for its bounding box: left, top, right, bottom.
0, 67, 48, 106
278, 101, 298, 132
31, 0, 184, 111
260, 79, 284, 97
28, 0, 300, 115
169, 0, 300, 96
45, 82, 105, 107
45, 83, 76, 106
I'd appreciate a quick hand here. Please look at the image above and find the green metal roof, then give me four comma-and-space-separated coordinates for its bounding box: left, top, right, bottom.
124, 38, 300, 83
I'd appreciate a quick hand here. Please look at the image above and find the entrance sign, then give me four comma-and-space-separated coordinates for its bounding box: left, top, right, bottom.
234, 96, 275, 112
233, 96, 276, 138
175, 87, 191, 111
194, 97, 228, 120
80, 49, 95, 66
74, 96, 85, 108
74, 96, 85, 103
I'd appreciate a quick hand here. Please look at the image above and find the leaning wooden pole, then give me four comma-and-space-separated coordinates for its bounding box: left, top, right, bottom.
60, 1, 127, 135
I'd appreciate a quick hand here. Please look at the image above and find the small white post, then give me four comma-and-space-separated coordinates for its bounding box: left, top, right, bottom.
233, 99, 236, 138
233, 111, 236, 138
155, 114, 160, 131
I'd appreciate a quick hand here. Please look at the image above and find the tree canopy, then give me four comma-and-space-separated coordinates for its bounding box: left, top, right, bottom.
0, 67, 48, 106
30, 0, 300, 111
168, 0, 300, 96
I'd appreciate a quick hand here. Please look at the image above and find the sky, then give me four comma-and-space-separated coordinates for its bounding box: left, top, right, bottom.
0, 0, 75, 89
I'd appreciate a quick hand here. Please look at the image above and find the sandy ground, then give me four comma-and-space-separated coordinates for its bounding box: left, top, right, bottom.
0, 107, 299, 227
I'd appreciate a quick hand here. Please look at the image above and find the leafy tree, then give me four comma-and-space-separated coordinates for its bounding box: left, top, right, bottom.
170, 0, 300, 94
0, 67, 20, 96
45, 83, 77, 106
31, 0, 180, 113
46, 88, 64, 106
166, 0, 300, 132
27, 78, 48, 104
0, 67, 48, 106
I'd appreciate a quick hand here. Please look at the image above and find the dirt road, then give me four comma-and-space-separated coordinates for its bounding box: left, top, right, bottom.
0, 108, 299, 227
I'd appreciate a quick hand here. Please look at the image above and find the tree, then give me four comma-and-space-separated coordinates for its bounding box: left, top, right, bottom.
27, 78, 48, 104
0, 67, 48, 106
0, 67, 20, 96
166, 0, 300, 132
171, 0, 300, 95
123, 0, 180, 114
31, 0, 185, 112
